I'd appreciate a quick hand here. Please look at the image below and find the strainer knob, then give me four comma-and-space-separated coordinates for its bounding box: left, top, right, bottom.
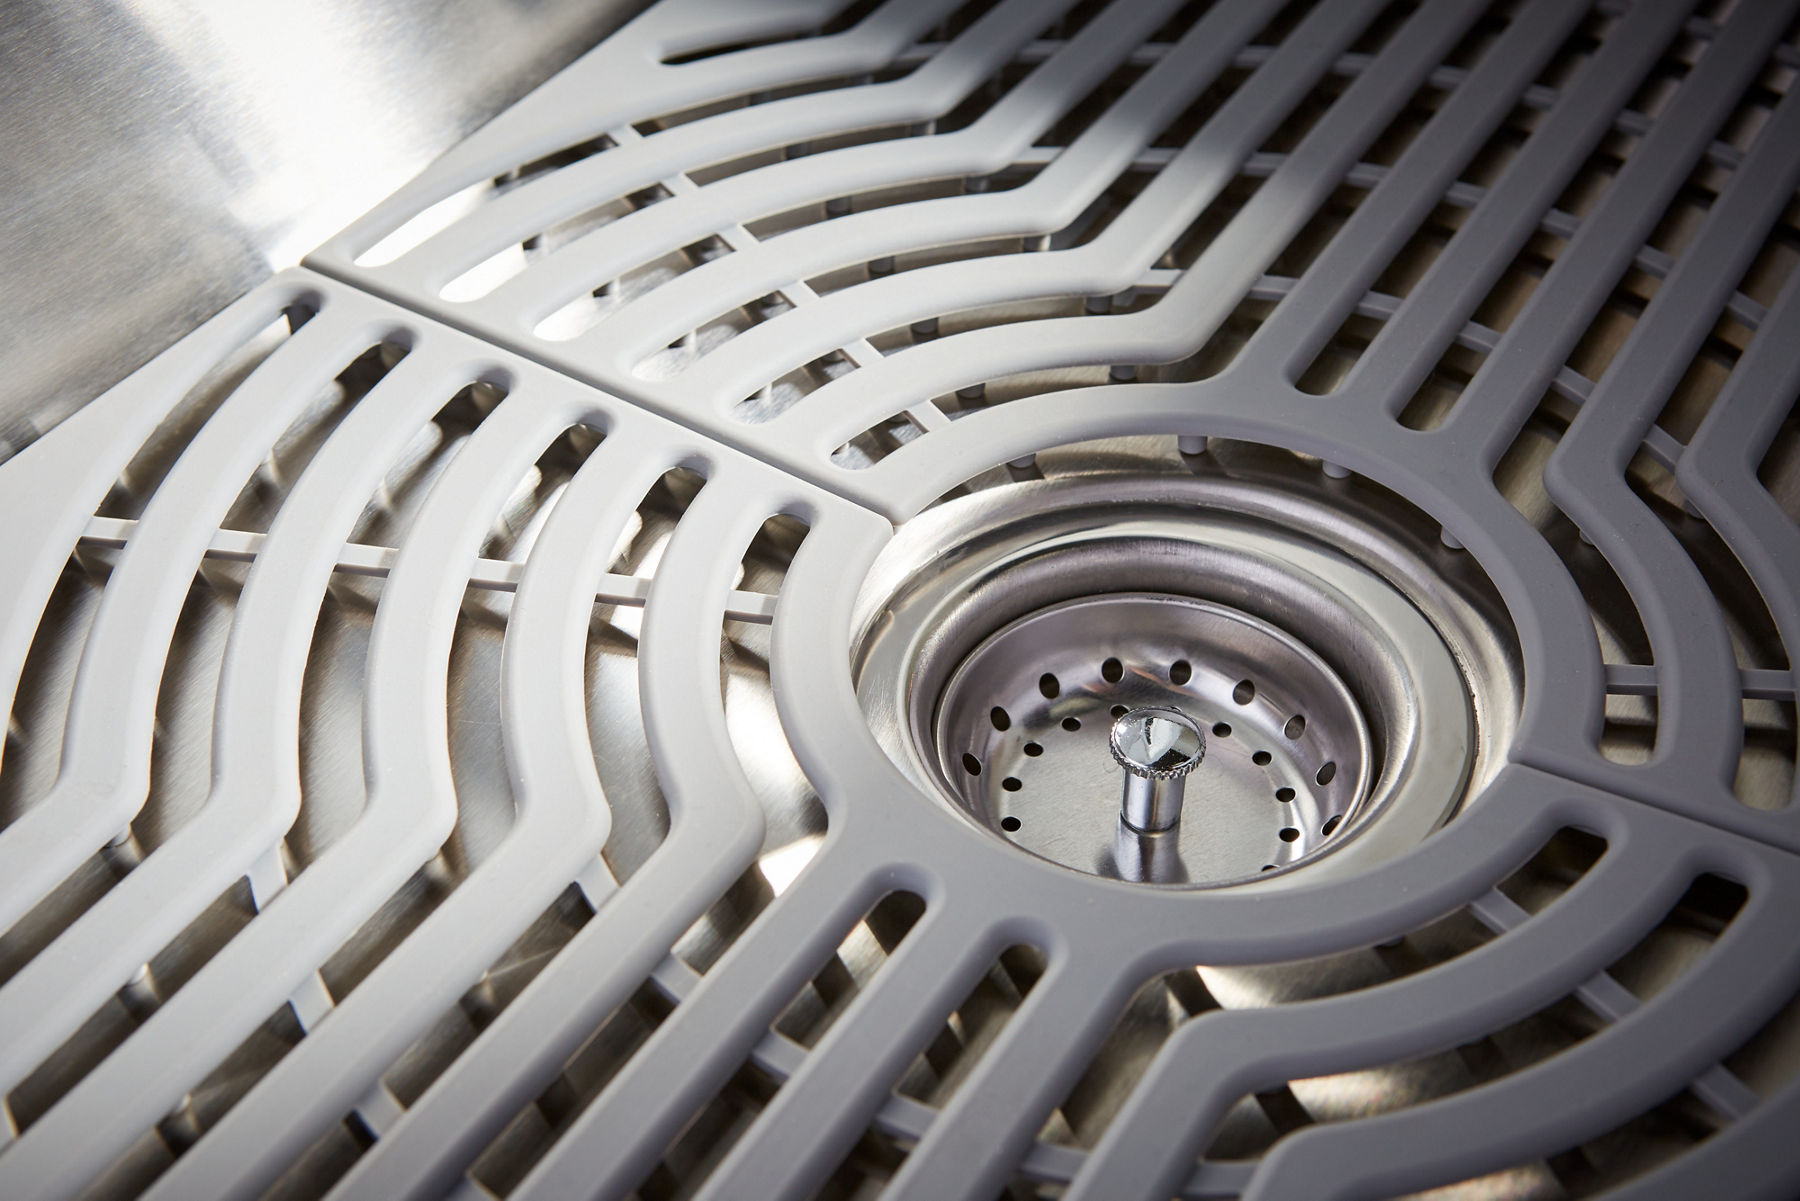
1110, 706, 1205, 833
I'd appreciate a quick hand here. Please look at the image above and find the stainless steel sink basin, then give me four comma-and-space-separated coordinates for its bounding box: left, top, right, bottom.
3, 3, 1799, 1199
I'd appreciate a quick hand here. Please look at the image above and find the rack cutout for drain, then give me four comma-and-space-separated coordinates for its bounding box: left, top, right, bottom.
934, 594, 1371, 885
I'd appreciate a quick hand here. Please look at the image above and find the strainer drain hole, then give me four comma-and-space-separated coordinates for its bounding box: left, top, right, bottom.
1233, 679, 1256, 704
1038, 673, 1060, 698
1284, 714, 1307, 739
1001, 816, 1022, 832
1101, 657, 1124, 683
1023, 741, 1044, 757
1212, 722, 1232, 737
1252, 750, 1273, 766
1316, 760, 1337, 785
1062, 716, 1082, 731
961, 753, 981, 776
1276, 787, 1295, 802
1322, 815, 1343, 836
1110, 704, 1129, 718
1002, 777, 1022, 792
990, 706, 1010, 731
1170, 659, 1192, 685
1279, 827, 1300, 842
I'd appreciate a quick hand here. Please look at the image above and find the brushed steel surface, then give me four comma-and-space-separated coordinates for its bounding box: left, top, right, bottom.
0, 0, 646, 460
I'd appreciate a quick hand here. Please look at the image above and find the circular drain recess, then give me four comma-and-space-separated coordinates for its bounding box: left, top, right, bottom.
854, 469, 1520, 888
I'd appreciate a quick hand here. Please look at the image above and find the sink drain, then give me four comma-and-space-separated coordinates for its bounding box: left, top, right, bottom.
854, 470, 1517, 888
935, 594, 1371, 883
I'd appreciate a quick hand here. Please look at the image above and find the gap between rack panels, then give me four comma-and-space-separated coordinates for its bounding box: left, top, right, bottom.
301, 127, 969, 515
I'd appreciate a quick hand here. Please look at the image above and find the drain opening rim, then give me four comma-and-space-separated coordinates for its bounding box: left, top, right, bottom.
853, 471, 1506, 890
